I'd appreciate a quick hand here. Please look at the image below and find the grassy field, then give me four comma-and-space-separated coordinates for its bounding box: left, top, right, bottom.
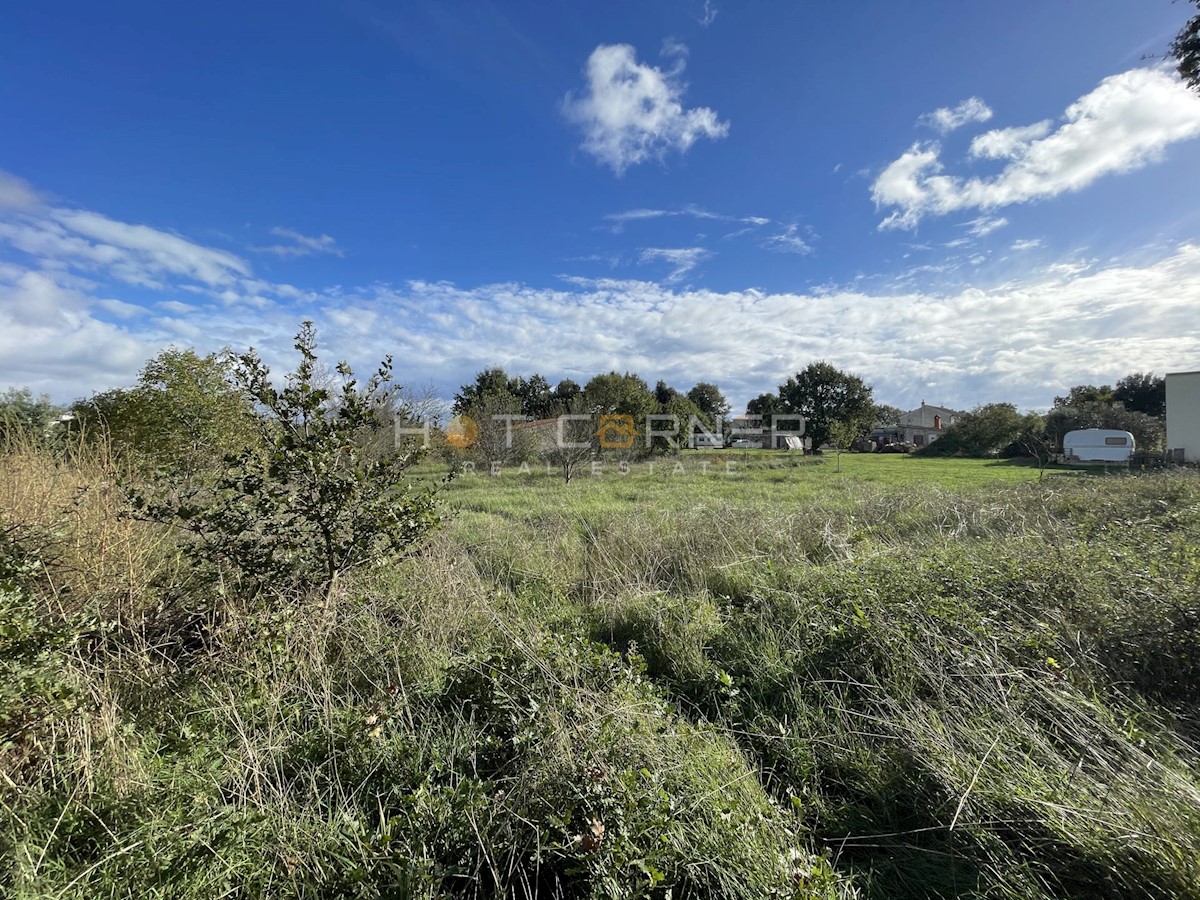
441, 452, 1051, 515
3, 443, 1200, 898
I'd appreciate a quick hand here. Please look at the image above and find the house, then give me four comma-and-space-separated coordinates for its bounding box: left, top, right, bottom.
873, 401, 961, 448
1166, 370, 1200, 463
729, 415, 767, 449
728, 414, 811, 450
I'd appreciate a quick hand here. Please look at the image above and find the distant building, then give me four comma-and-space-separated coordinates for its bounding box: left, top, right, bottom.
728, 414, 811, 450
729, 415, 766, 448
691, 433, 724, 449
872, 401, 961, 448
1166, 371, 1200, 463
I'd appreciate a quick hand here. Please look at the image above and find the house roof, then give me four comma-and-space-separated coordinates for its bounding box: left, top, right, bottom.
898, 403, 961, 427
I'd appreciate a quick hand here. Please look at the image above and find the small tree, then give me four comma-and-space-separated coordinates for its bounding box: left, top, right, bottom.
541, 398, 596, 484
1011, 413, 1055, 481
826, 418, 861, 473
132, 323, 442, 597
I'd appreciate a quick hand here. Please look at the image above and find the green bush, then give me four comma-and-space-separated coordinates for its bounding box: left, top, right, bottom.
131, 323, 445, 597
0, 524, 87, 776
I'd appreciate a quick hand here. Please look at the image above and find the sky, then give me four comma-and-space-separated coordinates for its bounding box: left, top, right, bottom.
2, 0, 1199, 413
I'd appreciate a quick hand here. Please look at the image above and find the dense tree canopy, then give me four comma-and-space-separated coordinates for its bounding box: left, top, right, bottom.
451, 367, 731, 459
0, 388, 58, 444
746, 392, 785, 418
1173, 0, 1200, 92
777, 361, 875, 449
1114, 372, 1166, 418
685, 382, 730, 423
1053, 384, 1115, 409
451, 367, 512, 416
72, 348, 258, 477
554, 379, 580, 402
871, 403, 905, 427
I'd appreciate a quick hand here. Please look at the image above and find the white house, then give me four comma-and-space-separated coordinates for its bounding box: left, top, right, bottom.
1166, 370, 1200, 463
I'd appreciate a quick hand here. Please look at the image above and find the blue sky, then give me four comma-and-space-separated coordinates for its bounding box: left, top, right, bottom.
2, 0, 1199, 412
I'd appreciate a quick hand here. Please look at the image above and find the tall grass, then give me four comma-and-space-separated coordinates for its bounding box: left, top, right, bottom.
3, 436, 1200, 897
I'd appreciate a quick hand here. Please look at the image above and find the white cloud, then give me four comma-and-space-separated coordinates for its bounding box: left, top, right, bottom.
5, 236, 1200, 412
0, 179, 325, 316
158, 299, 199, 314
1011, 238, 1043, 251
638, 247, 710, 282
875, 67, 1200, 229
0, 170, 42, 212
969, 121, 1053, 159
0, 207, 252, 288
255, 227, 344, 258
661, 37, 688, 59
562, 44, 729, 175
604, 205, 768, 232
918, 97, 993, 134
698, 0, 718, 27
3, 171, 1199, 415
964, 215, 1009, 237
763, 224, 813, 255
96, 298, 146, 319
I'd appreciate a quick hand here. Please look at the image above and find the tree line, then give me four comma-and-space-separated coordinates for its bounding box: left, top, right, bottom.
0, 342, 1176, 480
916, 373, 1168, 463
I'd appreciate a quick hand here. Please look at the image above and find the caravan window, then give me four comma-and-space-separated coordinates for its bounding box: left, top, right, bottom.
1104, 436, 1128, 446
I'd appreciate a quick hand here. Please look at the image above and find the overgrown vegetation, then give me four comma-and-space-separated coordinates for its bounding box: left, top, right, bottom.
3, 404, 1200, 897
129, 323, 443, 597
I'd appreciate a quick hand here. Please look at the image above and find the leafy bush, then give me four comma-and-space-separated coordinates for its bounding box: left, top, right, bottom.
0, 524, 86, 774
0, 388, 59, 448
71, 349, 259, 478
916, 402, 1025, 457
132, 323, 444, 597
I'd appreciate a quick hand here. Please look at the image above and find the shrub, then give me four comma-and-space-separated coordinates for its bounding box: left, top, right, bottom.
0, 524, 86, 775
71, 349, 259, 479
131, 323, 444, 597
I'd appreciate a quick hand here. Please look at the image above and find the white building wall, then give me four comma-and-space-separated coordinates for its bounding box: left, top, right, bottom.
1166, 371, 1200, 463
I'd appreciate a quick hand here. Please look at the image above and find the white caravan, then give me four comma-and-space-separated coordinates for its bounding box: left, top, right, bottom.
1062, 429, 1135, 464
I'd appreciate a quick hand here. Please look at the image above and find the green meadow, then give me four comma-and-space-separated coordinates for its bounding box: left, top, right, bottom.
4, 440, 1200, 899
